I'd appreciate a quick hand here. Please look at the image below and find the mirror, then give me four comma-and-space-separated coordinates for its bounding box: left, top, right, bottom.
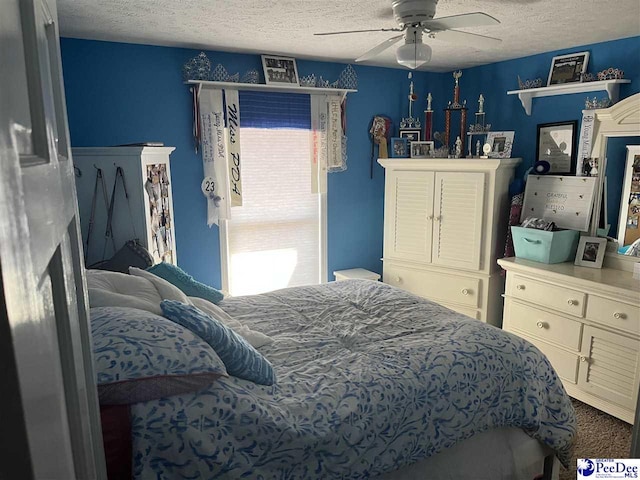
605, 139, 640, 255
589, 93, 640, 261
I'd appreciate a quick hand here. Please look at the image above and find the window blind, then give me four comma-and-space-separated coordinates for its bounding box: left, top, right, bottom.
225, 92, 321, 296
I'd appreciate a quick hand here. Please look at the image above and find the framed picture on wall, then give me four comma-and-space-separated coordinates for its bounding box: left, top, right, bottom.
536, 121, 578, 175
261, 55, 300, 86
547, 51, 590, 86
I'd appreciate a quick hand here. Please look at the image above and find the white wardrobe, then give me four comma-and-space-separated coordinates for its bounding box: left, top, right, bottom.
73, 146, 177, 267
379, 158, 520, 326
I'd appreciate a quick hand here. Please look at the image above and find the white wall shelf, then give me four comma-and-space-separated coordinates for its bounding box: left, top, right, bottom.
506, 79, 631, 116
186, 80, 357, 102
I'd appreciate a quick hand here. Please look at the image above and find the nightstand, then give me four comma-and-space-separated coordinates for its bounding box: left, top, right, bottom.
333, 268, 381, 282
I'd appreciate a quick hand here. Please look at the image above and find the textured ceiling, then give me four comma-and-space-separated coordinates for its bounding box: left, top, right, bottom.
57, 0, 640, 72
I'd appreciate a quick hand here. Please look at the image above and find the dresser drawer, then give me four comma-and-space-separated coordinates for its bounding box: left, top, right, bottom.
505, 300, 582, 351
519, 334, 580, 384
384, 265, 481, 308
586, 296, 640, 335
509, 274, 585, 317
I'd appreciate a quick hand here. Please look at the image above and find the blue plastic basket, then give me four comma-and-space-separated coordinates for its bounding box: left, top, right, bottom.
511, 227, 579, 264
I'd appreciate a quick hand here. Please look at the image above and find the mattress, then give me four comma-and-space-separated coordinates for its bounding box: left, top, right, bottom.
129, 279, 576, 479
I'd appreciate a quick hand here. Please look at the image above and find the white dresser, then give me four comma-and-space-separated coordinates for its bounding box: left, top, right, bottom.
379, 158, 520, 325
73, 146, 177, 267
499, 257, 640, 423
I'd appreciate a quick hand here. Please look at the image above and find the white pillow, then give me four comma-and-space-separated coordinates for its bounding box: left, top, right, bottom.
86, 270, 163, 315
85, 268, 273, 348
129, 267, 191, 305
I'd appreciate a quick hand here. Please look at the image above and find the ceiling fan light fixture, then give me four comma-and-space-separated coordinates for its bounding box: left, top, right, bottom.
396, 40, 432, 69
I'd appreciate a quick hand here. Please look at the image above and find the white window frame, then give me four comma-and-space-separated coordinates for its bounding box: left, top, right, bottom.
219, 172, 327, 297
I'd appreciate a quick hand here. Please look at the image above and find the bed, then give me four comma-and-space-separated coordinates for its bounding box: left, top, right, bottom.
88, 273, 576, 479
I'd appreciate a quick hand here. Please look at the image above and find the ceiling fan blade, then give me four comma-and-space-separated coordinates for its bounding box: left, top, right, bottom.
314, 27, 402, 36
432, 29, 502, 49
423, 12, 500, 30
355, 34, 404, 62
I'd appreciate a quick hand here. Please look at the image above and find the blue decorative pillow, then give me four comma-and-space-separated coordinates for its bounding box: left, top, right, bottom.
91, 306, 228, 404
146, 262, 224, 304
160, 300, 276, 386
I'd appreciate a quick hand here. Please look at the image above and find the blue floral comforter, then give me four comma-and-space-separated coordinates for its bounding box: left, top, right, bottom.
131, 280, 576, 479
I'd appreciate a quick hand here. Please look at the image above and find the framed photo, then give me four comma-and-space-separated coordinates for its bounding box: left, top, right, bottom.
399, 129, 421, 143
261, 55, 299, 86
486, 131, 515, 158
547, 51, 589, 86
536, 121, 578, 175
410, 141, 434, 159
390, 137, 409, 158
574, 236, 607, 268
580, 157, 599, 177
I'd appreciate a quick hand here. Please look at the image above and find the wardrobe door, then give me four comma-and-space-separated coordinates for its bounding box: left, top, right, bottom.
383, 170, 434, 264
432, 172, 485, 270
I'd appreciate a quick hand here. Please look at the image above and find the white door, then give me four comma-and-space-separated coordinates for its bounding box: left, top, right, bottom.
0, 0, 106, 478
383, 170, 434, 263
578, 326, 640, 413
432, 172, 485, 270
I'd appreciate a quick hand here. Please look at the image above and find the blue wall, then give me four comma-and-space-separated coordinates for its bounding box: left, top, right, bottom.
60, 36, 640, 288
60, 39, 442, 287
458, 36, 640, 179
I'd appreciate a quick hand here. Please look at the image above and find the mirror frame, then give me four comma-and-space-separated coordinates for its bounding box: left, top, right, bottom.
589, 93, 640, 271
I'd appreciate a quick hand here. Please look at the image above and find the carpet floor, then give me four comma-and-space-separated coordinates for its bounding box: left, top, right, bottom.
559, 399, 633, 480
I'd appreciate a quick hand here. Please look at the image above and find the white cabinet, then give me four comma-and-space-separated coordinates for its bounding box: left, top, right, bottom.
499, 257, 640, 424
72, 146, 177, 267
379, 158, 520, 325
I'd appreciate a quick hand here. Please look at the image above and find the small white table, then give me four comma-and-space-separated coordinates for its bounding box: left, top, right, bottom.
333, 268, 381, 282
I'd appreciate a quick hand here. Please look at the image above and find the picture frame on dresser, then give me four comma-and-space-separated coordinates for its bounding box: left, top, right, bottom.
390, 137, 409, 158
574, 236, 607, 268
399, 129, 421, 143
486, 131, 514, 159
410, 141, 434, 159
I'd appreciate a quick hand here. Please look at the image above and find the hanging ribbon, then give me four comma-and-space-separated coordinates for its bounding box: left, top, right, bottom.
225, 89, 242, 206
577, 111, 596, 176
327, 95, 343, 170
310, 95, 328, 194
199, 89, 230, 226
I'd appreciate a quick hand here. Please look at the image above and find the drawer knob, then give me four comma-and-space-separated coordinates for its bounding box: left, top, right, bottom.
613, 312, 626, 319
580, 356, 588, 363
536, 321, 547, 329
567, 299, 578, 306
434, 216, 442, 222
461, 288, 471, 296
516, 284, 525, 290
395, 276, 402, 283
427, 215, 434, 220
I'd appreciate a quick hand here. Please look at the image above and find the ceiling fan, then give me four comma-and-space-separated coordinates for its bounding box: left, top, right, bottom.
314, 0, 502, 69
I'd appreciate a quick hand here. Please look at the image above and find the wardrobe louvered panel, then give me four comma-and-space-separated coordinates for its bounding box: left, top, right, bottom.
384, 171, 434, 263
432, 172, 484, 270
579, 325, 640, 411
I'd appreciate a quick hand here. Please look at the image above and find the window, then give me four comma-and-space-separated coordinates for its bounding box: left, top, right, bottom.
220, 92, 326, 296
